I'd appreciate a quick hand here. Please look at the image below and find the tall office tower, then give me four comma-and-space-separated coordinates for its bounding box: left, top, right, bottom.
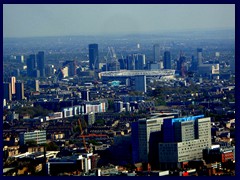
177, 55, 186, 76
135, 54, 146, 70
126, 55, 136, 70
37, 51, 45, 77
197, 48, 203, 66
134, 75, 146, 93
153, 44, 160, 63
159, 115, 212, 170
191, 55, 198, 72
89, 44, 99, 70
9, 76, 16, 94
163, 51, 171, 69
27, 54, 36, 77
131, 118, 163, 163
63, 60, 76, 77
3, 82, 12, 101
15, 82, 25, 100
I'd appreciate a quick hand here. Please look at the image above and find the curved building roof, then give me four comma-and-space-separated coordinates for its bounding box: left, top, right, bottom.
99, 70, 175, 78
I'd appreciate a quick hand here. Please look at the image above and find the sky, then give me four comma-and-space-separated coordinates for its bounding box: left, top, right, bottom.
3, 4, 235, 38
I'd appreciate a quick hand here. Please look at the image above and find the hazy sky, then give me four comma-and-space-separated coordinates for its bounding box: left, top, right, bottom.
3, 4, 235, 38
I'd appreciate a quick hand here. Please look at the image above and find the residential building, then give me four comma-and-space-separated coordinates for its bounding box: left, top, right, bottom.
19, 130, 46, 145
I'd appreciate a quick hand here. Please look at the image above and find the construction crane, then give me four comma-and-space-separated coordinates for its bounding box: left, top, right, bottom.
104, 47, 118, 71
78, 118, 88, 153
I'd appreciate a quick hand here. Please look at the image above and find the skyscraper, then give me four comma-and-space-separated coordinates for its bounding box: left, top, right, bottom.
15, 82, 25, 100
135, 54, 146, 70
37, 51, 45, 77
163, 51, 171, 69
134, 75, 146, 93
197, 48, 203, 66
3, 82, 12, 101
27, 54, 36, 77
126, 55, 135, 70
177, 55, 186, 77
191, 55, 198, 72
9, 76, 16, 94
89, 44, 99, 70
153, 44, 160, 63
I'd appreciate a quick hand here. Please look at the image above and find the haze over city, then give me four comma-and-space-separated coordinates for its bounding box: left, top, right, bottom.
3, 4, 235, 38
3, 3, 235, 177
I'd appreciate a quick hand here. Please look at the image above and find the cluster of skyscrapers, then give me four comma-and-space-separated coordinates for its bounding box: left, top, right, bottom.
27, 51, 45, 78
3, 77, 24, 101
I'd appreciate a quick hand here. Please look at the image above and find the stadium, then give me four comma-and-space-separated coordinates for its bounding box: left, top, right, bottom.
99, 70, 176, 83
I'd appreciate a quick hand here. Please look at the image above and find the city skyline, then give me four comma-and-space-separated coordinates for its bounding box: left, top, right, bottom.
3, 4, 235, 38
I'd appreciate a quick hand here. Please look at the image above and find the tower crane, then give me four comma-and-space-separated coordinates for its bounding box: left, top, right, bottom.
78, 118, 92, 153
78, 118, 88, 152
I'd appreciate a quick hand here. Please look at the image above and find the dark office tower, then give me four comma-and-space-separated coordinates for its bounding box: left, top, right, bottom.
4, 82, 12, 101
37, 51, 45, 77
153, 44, 160, 63
89, 44, 99, 70
27, 54, 36, 77
197, 48, 203, 65
126, 55, 135, 70
135, 54, 146, 70
191, 55, 198, 72
177, 55, 186, 76
163, 51, 171, 69
134, 75, 146, 93
15, 82, 25, 100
